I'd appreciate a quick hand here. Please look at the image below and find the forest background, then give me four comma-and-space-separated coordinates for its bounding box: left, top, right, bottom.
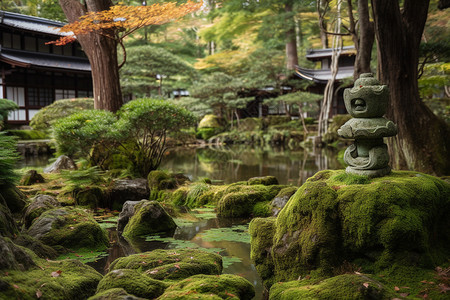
1, 0, 449, 175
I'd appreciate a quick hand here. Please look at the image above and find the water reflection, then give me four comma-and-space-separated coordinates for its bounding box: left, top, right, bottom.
161, 145, 343, 186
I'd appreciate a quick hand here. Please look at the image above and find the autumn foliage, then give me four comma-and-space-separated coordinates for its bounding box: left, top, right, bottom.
50, 1, 203, 46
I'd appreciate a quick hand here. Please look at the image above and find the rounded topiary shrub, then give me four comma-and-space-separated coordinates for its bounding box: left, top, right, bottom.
30, 98, 94, 131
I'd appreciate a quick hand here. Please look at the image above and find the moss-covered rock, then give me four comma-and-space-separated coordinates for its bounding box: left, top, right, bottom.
196, 127, 223, 140
122, 200, 177, 238
248, 176, 279, 186
250, 170, 450, 288
96, 269, 168, 299
0, 185, 27, 213
27, 207, 109, 252
269, 274, 396, 300
109, 249, 223, 281
148, 170, 176, 191
0, 194, 18, 237
217, 184, 282, 218
0, 235, 36, 271
0, 257, 102, 299
75, 187, 104, 208
159, 274, 255, 300
23, 194, 61, 228
20, 169, 45, 186
270, 186, 298, 216
88, 288, 145, 300
13, 234, 58, 259
106, 178, 149, 211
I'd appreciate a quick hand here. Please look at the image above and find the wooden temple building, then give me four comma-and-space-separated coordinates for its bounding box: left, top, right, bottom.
0, 11, 92, 125
294, 46, 356, 117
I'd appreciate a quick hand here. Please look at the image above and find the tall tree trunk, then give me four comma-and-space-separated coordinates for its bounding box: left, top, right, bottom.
285, 1, 298, 70
351, 0, 374, 79
372, 0, 450, 175
59, 0, 123, 112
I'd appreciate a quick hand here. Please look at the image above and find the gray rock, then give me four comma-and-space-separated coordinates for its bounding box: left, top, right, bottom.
117, 200, 147, 233
27, 208, 68, 240
106, 179, 149, 210
23, 194, 61, 228
0, 235, 36, 271
43, 155, 77, 173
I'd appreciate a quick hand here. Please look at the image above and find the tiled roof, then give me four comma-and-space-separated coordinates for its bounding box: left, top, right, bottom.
295, 66, 354, 84
0, 10, 69, 36
306, 46, 356, 60
0, 48, 90, 72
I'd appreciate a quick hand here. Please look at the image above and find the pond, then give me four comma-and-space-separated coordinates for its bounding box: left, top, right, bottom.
19, 145, 344, 299
160, 145, 343, 186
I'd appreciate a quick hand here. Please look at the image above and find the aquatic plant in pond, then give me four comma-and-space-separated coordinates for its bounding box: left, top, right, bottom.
200, 225, 251, 243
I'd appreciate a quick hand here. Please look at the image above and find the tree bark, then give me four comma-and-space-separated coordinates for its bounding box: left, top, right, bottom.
58, 0, 123, 112
285, 1, 298, 70
353, 0, 374, 79
371, 0, 450, 175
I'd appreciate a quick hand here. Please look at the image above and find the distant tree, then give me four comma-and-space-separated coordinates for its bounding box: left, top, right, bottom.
55, 0, 202, 112
120, 45, 196, 97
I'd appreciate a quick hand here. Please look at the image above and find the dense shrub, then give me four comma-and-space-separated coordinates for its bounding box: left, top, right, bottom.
52, 109, 116, 158
30, 98, 94, 131
0, 98, 18, 130
52, 99, 196, 177
114, 98, 196, 177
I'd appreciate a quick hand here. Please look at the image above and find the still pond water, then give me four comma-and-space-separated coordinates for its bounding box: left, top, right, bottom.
20, 145, 343, 299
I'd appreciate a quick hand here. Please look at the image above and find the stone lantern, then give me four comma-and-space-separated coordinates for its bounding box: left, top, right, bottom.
337, 73, 397, 177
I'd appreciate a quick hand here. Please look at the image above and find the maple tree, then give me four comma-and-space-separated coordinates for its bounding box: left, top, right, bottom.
54, 0, 202, 112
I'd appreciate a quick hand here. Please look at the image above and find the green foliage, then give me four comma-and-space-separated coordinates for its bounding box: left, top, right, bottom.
6, 129, 48, 140
196, 127, 222, 140
115, 99, 196, 177
167, 97, 213, 119
30, 98, 94, 131
0, 132, 20, 187
0, 98, 18, 126
120, 45, 197, 97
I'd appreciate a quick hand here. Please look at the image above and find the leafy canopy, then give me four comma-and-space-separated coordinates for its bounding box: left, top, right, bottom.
51, 1, 203, 46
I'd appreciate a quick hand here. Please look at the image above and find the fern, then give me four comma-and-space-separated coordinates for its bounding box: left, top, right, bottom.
0, 132, 20, 187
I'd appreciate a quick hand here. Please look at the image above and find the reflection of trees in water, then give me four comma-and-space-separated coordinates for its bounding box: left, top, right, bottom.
161, 145, 342, 186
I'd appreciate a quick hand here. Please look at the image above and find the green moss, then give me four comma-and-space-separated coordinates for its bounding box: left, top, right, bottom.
159, 274, 255, 300
217, 184, 281, 218
252, 201, 271, 217
0, 185, 27, 213
75, 187, 104, 208
249, 217, 276, 287
148, 170, 176, 190
250, 169, 450, 290
0, 259, 102, 299
331, 172, 370, 185
196, 127, 222, 140
87, 288, 137, 300
20, 170, 45, 186
13, 234, 58, 259
96, 269, 168, 299
248, 176, 279, 186
198, 114, 225, 129
6, 129, 48, 140
122, 201, 177, 238
269, 274, 396, 300
109, 249, 223, 281
30, 207, 109, 252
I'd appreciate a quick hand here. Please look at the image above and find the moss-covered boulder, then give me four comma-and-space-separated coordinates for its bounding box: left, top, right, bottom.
96, 269, 168, 299
248, 176, 279, 186
20, 169, 45, 186
27, 207, 109, 252
0, 185, 27, 213
75, 187, 104, 208
0, 256, 102, 299
159, 274, 255, 300
13, 234, 58, 259
250, 170, 450, 288
197, 115, 226, 140
43, 155, 77, 173
122, 200, 177, 238
23, 194, 61, 228
270, 186, 297, 216
88, 288, 145, 300
269, 274, 396, 300
217, 184, 282, 218
0, 235, 36, 271
109, 249, 223, 281
0, 194, 18, 237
